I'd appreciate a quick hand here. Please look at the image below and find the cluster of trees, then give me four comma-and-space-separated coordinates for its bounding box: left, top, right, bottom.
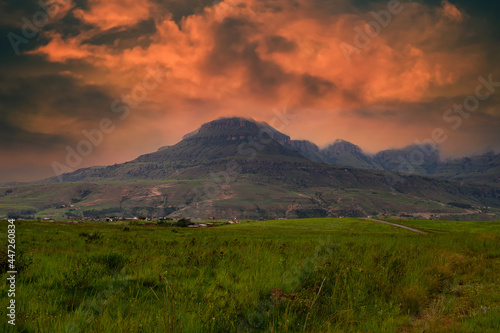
447, 202, 473, 209
7, 209, 37, 220
83, 208, 121, 218
174, 218, 192, 227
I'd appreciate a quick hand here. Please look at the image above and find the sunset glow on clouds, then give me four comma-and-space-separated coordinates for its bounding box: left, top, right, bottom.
1, 0, 499, 181
442, 0, 464, 22
74, 0, 154, 31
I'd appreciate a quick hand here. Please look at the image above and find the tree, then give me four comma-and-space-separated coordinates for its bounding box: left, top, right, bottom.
175, 218, 192, 228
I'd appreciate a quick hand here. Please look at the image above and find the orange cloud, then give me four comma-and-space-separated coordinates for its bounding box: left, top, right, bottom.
442, 0, 464, 23
29, 32, 92, 62
13, 0, 497, 181
74, 0, 154, 31
33, 1, 477, 101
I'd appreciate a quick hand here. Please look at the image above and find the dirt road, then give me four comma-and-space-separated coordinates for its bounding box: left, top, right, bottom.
364, 218, 427, 234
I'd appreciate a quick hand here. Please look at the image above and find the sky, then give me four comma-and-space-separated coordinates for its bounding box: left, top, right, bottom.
0, 0, 499, 182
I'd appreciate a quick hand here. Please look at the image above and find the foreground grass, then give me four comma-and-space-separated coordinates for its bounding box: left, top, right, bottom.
0, 218, 498, 332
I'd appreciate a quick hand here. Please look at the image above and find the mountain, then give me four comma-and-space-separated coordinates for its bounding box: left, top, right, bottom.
323, 143, 499, 184
2, 117, 500, 220
434, 152, 500, 183
284, 136, 499, 184
53, 118, 306, 182
373, 144, 441, 176
322, 139, 381, 170
289, 140, 325, 163
137, 117, 298, 164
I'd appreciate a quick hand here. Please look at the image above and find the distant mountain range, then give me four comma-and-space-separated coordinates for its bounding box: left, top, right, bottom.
165, 116, 500, 184
43, 117, 500, 185
1, 117, 499, 220
290, 137, 500, 184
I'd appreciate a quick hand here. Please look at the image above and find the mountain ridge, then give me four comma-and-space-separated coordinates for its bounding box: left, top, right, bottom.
1, 117, 499, 220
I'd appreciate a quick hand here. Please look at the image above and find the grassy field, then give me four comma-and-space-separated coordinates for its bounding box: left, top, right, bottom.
0, 218, 498, 332
381, 219, 500, 234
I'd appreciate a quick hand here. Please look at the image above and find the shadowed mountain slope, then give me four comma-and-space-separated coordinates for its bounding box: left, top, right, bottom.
2, 118, 499, 219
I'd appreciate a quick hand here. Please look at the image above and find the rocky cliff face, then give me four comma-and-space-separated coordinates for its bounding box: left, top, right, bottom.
135, 117, 303, 164
290, 140, 320, 153
183, 117, 292, 145
373, 144, 441, 175
180, 118, 499, 183
326, 139, 363, 154
321, 140, 379, 169
289, 140, 324, 162
199, 117, 260, 132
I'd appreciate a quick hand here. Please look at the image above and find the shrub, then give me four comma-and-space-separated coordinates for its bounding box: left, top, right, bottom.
175, 218, 192, 228
62, 258, 104, 291
79, 231, 103, 243
447, 202, 473, 209
93, 253, 127, 272
0, 249, 33, 274
157, 220, 171, 227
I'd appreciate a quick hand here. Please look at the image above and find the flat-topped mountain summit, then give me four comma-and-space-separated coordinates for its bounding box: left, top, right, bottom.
136, 117, 302, 164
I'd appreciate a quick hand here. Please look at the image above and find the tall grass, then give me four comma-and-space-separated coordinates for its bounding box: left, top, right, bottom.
0, 218, 498, 332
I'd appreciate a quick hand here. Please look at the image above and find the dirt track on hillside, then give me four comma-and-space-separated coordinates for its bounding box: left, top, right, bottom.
364, 218, 427, 234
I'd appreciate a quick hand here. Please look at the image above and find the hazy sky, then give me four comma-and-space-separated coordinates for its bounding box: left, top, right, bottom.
1, 0, 499, 182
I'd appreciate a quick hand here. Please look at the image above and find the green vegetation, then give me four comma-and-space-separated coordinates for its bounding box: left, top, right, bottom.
0, 218, 498, 332
174, 218, 192, 228
2, 179, 499, 221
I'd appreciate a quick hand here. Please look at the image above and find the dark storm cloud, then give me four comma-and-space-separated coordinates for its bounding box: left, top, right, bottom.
355, 0, 500, 39
300, 74, 362, 105
301, 74, 335, 97
0, 73, 117, 137
0, 0, 91, 58
265, 35, 297, 53
2, 0, 48, 16
2, 0, 89, 16
305, 0, 358, 18
244, 42, 292, 95
348, 108, 398, 120
83, 18, 157, 49
206, 17, 292, 96
152, 0, 217, 24
0, 68, 124, 181
0, 23, 53, 60
0, 53, 96, 81
0, 119, 68, 152
349, 94, 500, 133
208, 16, 256, 67
48, 10, 95, 39
444, 0, 500, 34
